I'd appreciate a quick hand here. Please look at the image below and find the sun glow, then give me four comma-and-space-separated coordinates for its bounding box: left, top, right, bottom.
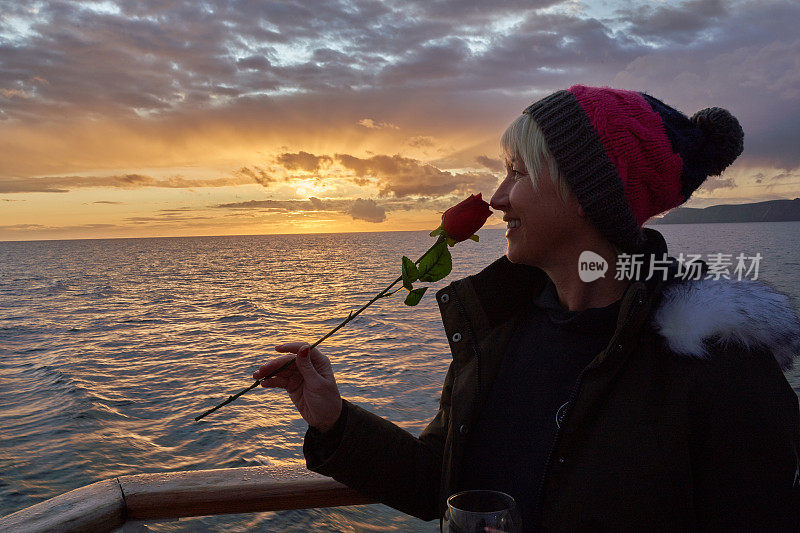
292, 179, 330, 198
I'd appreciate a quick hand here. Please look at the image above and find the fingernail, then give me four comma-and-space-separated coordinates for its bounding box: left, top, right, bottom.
299, 346, 309, 358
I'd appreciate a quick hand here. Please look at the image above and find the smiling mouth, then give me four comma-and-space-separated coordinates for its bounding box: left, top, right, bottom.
506, 219, 521, 229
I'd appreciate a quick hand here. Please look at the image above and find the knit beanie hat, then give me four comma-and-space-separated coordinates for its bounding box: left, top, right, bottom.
523, 85, 744, 252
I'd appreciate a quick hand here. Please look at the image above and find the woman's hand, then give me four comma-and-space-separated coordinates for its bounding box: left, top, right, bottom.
253, 342, 343, 433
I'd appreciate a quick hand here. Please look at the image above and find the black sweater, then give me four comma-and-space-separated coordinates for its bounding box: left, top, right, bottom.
458, 277, 621, 529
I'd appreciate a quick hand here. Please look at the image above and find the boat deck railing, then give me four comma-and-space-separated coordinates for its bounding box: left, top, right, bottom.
0, 466, 375, 532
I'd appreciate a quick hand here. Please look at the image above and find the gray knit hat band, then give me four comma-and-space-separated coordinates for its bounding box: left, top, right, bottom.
523, 90, 646, 252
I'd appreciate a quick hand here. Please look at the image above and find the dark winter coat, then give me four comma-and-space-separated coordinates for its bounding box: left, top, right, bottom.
306, 228, 800, 530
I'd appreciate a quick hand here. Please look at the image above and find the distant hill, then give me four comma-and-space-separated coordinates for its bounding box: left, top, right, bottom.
653, 198, 800, 224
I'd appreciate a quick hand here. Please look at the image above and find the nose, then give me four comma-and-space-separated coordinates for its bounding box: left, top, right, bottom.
490, 178, 510, 211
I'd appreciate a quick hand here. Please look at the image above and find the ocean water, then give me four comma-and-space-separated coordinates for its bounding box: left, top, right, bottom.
1, 223, 799, 532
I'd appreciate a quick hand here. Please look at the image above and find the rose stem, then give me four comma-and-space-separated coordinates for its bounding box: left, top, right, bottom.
194, 238, 443, 422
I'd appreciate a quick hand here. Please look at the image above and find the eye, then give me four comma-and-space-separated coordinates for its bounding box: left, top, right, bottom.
504, 160, 526, 182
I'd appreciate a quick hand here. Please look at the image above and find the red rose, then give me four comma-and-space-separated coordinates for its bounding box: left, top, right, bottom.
441, 193, 493, 242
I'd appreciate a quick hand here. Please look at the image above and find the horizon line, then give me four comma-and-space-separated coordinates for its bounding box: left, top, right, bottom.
4, 219, 800, 244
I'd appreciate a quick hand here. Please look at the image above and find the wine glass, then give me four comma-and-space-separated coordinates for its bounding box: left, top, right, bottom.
441, 490, 522, 533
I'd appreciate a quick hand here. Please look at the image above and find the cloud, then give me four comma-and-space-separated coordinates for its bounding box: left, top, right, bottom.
358, 118, 399, 130
698, 176, 736, 192
207, 149, 503, 199
3, 0, 796, 178
0, 0, 627, 127
126, 215, 212, 224
335, 153, 499, 197
770, 172, 792, 181
159, 207, 201, 212
215, 199, 311, 210
615, 0, 729, 46
1, 88, 29, 99
0, 173, 254, 193
348, 198, 386, 223
0, 223, 117, 231
476, 155, 504, 172
407, 136, 436, 148
92, 200, 124, 204
378, 37, 474, 88
233, 166, 275, 186
214, 196, 389, 223
276, 151, 333, 172
611, 1, 800, 170
0, 224, 45, 230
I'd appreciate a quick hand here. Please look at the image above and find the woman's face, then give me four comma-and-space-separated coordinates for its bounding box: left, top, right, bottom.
490, 156, 582, 266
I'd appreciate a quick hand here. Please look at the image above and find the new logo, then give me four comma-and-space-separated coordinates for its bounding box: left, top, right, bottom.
578, 250, 608, 282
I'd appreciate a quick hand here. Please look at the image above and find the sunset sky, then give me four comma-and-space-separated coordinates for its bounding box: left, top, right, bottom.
1, 0, 799, 240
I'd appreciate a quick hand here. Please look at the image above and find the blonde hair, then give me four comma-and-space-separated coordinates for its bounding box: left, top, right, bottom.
501, 113, 572, 203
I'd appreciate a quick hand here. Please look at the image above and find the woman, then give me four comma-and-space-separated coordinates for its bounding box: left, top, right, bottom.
254, 85, 800, 530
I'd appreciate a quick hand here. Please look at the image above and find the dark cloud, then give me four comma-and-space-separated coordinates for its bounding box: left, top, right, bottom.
215, 199, 311, 210
1, 0, 799, 182
92, 200, 124, 204
616, 0, 728, 46
159, 207, 200, 212
214, 195, 390, 223
126, 215, 212, 223
0, 223, 45, 230
234, 166, 275, 186
0, 0, 628, 123
236, 55, 272, 71
335, 153, 499, 197
0, 0, 793, 111
379, 38, 473, 88
0, 173, 252, 193
398, 0, 557, 21
740, 98, 800, 170
0, 223, 116, 231
612, 1, 800, 170
476, 155, 504, 172
699, 176, 736, 192
0, 222, 128, 240
349, 198, 386, 223
276, 151, 333, 172
407, 136, 436, 148
466, 13, 644, 96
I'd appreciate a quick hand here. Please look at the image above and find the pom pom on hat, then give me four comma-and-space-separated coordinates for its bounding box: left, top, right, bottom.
690, 107, 744, 176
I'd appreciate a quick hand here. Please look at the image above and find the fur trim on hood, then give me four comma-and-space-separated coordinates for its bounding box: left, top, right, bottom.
652, 278, 800, 371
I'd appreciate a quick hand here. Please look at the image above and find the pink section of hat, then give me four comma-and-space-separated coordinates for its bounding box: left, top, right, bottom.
568, 85, 685, 225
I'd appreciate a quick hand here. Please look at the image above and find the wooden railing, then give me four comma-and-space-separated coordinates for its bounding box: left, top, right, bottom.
0, 466, 375, 532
